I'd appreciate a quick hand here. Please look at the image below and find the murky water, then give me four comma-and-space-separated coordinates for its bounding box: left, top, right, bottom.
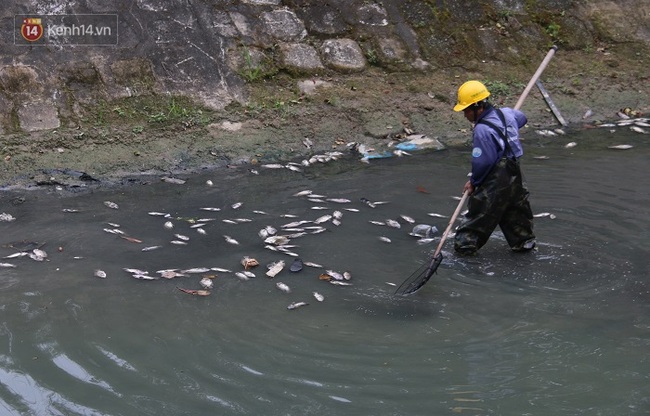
1, 126, 649, 415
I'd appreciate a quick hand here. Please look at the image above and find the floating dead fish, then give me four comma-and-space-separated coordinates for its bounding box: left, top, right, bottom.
385, 219, 401, 229
159, 270, 187, 279
378, 236, 392, 243
281, 214, 299, 218
400, 215, 415, 224
535, 129, 557, 137
241, 270, 256, 278
282, 220, 311, 228
565, 142, 577, 148
174, 234, 190, 241
231, 202, 243, 209
258, 228, 269, 239
344, 208, 360, 212
170, 240, 188, 245
261, 163, 285, 169
223, 235, 239, 245
608, 144, 633, 150
266, 260, 285, 278
103, 228, 124, 235
222, 219, 238, 224
285, 232, 308, 238
0, 263, 17, 268
326, 198, 352, 203
235, 272, 251, 280
124, 268, 148, 275
177, 287, 210, 296
62, 208, 80, 213
373, 201, 390, 206
206, 180, 213, 186
276, 282, 291, 293
332, 219, 341, 226
200, 207, 221, 211
427, 213, 448, 218
196, 228, 207, 235
304, 262, 323, 268
333, 210, 343, 220
285, 164, 302, 173
287, 301, 308, 310
104, 201, 119, 209
343, 271, 352, 281
265, 236, 290, 245
199, 277, 214, 290
120, 236, 143, 244
142, 245, 162, 251
3, 252, 28, 259
211, 267, 232, 273
265, 225, 277, 235
533, 212, 557, 219
533, 156, 550, 160
369, 220, 385, 226
161, 176, 186, 185
164, 221, 174, 229
29, 249, 47, 261
181, 267, 211, 274
326, 270, 344, 280
417, 238, 436, 245
630, 126, 648, 134
314, 215, 332, 224
293, 190, 312, 197
313, 292, 324, 302
386, 282, 397, 287
634, 120, 650, 127
360, 198, 376, 208
148, 212, 168, 216
241, 256, 259, 270
133, 274, 158, 280
311, 206, 328, 210
94, 269, 107, 279
253, 210, 269, 215
329, 281, 353, 286
309, 227, 327, 235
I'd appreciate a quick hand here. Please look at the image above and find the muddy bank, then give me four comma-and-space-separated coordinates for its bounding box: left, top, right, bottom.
0, 46, 649, 192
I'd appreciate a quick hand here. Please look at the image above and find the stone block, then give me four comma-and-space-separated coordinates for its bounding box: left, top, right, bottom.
261, 9, 307, 42
280, 43, 324, 73
320, 39, 367, 72
18, 101, 60, 132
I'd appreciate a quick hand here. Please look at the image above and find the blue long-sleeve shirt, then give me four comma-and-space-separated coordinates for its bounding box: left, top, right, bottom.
470, 106, 527, 186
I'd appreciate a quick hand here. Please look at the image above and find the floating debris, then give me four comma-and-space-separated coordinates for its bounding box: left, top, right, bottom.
241, 256, 259, 270
103, 201, 119, 209
313, 292, 325, 302
608, 144, 633, 150
0, 263, 17, 268
161, 176, 186, 185
177, 287, 210, 296
199, 277, 214, 290
266, 260, 285, 278
94, 269, 107, 279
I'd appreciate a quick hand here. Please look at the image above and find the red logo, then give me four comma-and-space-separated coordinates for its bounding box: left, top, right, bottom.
21, 18, 43, 42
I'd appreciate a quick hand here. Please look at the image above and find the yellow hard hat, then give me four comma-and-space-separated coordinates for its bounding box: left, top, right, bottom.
453, 80, 490, 112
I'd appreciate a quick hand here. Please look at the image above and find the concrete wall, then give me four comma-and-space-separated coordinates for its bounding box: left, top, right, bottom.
0, 0, 648, 132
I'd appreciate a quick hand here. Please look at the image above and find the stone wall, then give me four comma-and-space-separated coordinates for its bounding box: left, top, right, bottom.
0, 0, 648, 133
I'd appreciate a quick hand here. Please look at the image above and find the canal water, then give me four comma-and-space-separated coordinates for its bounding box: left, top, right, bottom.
0, 124, 648, 415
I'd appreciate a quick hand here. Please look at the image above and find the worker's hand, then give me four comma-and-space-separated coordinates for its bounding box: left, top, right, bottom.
463, 180, 475, 195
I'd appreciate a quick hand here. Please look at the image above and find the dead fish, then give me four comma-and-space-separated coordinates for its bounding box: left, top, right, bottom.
181, 267, 211, 274
326, 198, 352, 203
124, 268, 149, 275
104, 201, 119, 209
385, 219, 401, 229
311, 206, 329, 210
222, 219, 238, 224
385, 282, 397, 287
378, 236, 392, 243
133, 274, 158, 280
174, 234, 190, 241
400, 215, 415, 224
103, 228, 124, 235
258, 228, 269, 239
170, 240, 188, 245
314, 215, 332, 224
94, 269, 107, 279
280, 214, 299, 218
235, 272, 251, 281
332, 219, 341, 226
416, 238, 437, 245
344, 208, 360, 212
3, 252, 28, 259
265, 225, 277, 235
333, 210, 343, 220
630, 126, 648, 134
369, 220, 385, 226
343, 271, 352, 281
253, 210, 269, 215
373, 201, 390, 206
276, 282, 291, 293
565, 142, 577, 148
159, 270, 187, 279
309, 228, 327, 235
329, 281, 353, 286
313, 292, 325, 302
141, 245, 162, 251
285, 164, 302, 173
148, 211, 168, 216
29, 249, 47, 261
199, 277, 214, 290
242, 270, 256, 278
62, 208, 80, 213
177, 287, 210, 296
293, 190, 313, 197
303, 261, 323, 268
360, 198, 376, 208
234, 218, 253, 223
223, 235, 239, 245
0, 263, 17, 268
120, 236, 143, 244
303, 138, 313, 148
211, 267, 232, 273
282, 220, 312, 228
326, 270, 344, 280
608, 144, 633, 150
533, 212, 557, 219
164, 221, 174, 229
427, 213, 448, 218
266, 260, 285, 278
196, 228, 207, 235
161, 176, 186, 185
265, 236, 290, 246
533, 156, 550, 160
287, 301, 309, 310
200, 207, 221, 211
261, 163, 285, 169
231, 202, 243, 209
